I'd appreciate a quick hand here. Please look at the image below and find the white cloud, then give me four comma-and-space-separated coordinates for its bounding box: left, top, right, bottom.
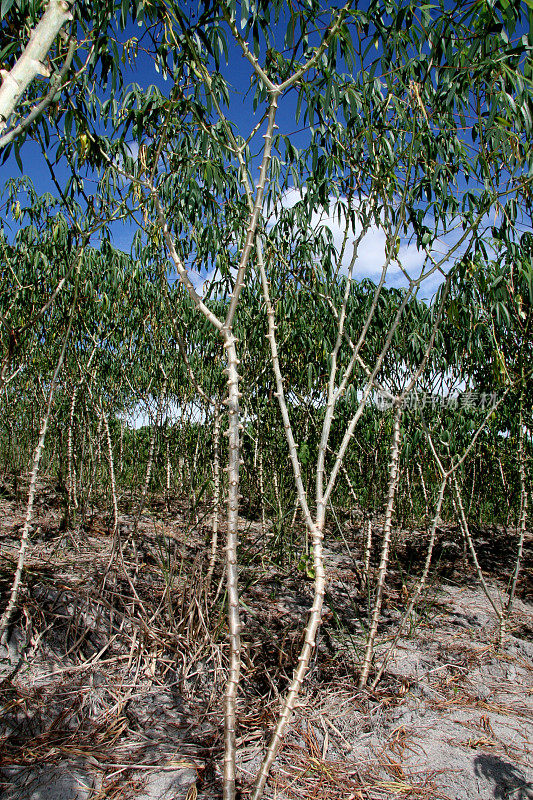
191, 264, 238, 298
270, 188, 470, 299
184, 188, 474, 301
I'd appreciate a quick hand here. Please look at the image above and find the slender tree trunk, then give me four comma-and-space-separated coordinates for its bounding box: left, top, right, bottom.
0, 0, 73, 134
407, 467, 415, 517
290, 494, 299, 532
151, 61, 300, 800
257, 445, 267, 542
67, 391, 78, 517
100, 406, 149, 617
371, 476, 447, 688
133, 380, 167, 537
467, 459, 476, 520
501, 403, 529, 646
252, 516, 326, 800
101, 408, 119, 539
84, 414, 102, 518
340, 460, 360, 517
359, 405, 402, 688
165, 437, 172, 502
206, 407, 221, 590
192, 424, 201, 481
452, 472, 504, 626
417, 461, 428, 519
66, 383, 78, 517
119, 419, 124, 475
222, 333, 242, 800
252, 246, 327, 800
45, 431, 57, 478
362, 518, 373, 590
0, 316, 72, 642
272, 466, 282, 519
66, 342, 99, 526
76, 425, 87, 512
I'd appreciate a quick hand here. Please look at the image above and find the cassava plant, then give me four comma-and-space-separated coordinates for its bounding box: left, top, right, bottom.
1, 1, 532, 798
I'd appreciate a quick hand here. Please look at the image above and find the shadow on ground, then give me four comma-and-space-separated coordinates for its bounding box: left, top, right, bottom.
474, 754, 533, 800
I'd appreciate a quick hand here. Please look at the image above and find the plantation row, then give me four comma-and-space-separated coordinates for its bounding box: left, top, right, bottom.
1, 1, 532, 796
1, 219, 531, 535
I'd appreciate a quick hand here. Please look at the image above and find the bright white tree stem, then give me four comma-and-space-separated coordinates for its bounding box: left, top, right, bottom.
359, 405, 402, 688
258, 446, 266, 541
370, 476, 447, 688
0, 1, 73, 133
363, 519, 373, 589
206, 406, 222, 590
250, 518, 326, 800
418, 461, 429, 518
316, 248, 356, 510
67, 340, 99, 520
222, 333, 242, 800
452, 472, 503, 624
133, 379, 167, 537
0, 312, 72, 642
101, 407, 119, 538
503, 404, 529, 636
224, 93, 279, 328
121, 420, 125, 476
67, 384, 80, 513
85, 414, 102, 514
252, 244, 325, 800
153, 95, 277, 791
323, 288, 413, 510
0, 34, 76, 150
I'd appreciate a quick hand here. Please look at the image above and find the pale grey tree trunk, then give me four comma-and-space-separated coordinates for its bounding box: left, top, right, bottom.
371, 476, 447, 688
0, 313, 72, 642
206, 407, 222, 591
359, 405, 402, 688
66, 340, 99, 525
0, 1, 73, 133
222, 334, 242, 800
501, 395, 529, 646
362, 518, 373, 591
133, 379, 167, 537
101, 407, 119, 539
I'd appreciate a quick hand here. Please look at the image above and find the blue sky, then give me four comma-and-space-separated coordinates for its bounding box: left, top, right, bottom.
2, 1, 531, 302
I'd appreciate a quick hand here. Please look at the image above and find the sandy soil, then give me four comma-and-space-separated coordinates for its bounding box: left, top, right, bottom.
0, 482, 531, 800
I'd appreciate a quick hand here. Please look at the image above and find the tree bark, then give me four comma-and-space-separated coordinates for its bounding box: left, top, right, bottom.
206, 406, 222, 590
0, 314, 72, 642
222, 333, 242, 800
359, 405, 402, 688
0, 1, 73, 133
501, 393, 529, 646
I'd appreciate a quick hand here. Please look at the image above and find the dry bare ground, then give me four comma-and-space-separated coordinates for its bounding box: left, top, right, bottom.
0, 478, 531, 800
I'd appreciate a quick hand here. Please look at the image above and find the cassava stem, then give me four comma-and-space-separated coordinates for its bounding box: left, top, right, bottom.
359, 405, 403, 688
370, 475, 447, 688
0, 310, 73, 642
